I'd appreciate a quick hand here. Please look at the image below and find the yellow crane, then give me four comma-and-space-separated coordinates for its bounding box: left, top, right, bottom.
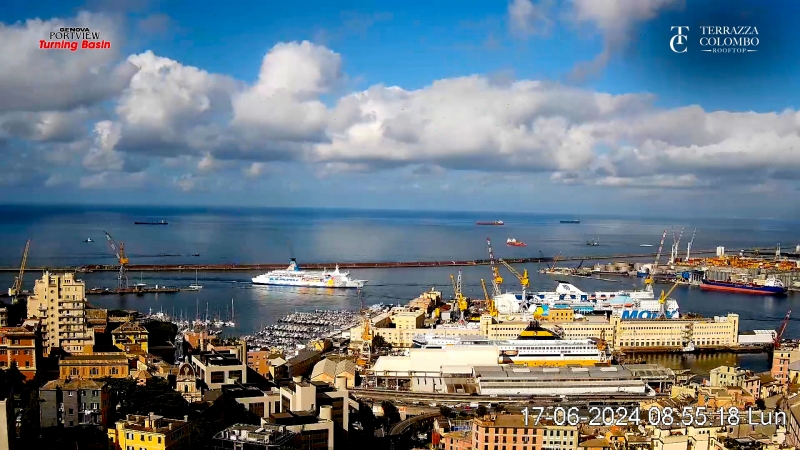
498, 258, 529, 290
656, 277, 681, 319
480, 279, 497, 317
8, 239, 31, 303
450, 269, 469, 320
485, 238, 503, 295
356, 288, 372, 367
103, 231, 129, 289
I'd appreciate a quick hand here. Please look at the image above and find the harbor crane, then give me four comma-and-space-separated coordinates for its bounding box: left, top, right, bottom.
774, 310, 791, 348
498, 259, 530, 299
480, 279, 497, 317
8, 239, 31, 304
686, 228, 697, 260
485, 238, 502, 296
656, 277, 681, 319
103, 231, 129, 289
356, 288, 372, 367
450, 269, 469, 321
670, 227, 685, 265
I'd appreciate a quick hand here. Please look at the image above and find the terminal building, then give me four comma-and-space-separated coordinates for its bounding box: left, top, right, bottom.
473, 365, 649, 396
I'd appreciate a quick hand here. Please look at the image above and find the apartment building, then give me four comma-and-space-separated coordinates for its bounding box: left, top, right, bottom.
108, 413, 190, 450
111, 321, 149, 353
26, 272, 95, 356
0, 321, 42, 380
471, 415, 579, 450
59, 352, 130, 379
191, 350, 247, 389
39, 379, 108, 428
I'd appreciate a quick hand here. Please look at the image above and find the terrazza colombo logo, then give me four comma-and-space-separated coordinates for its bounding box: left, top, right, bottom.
39, 27, 111, 52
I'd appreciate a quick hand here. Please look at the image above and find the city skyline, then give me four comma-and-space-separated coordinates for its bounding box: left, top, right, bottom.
1, 0, 799, 216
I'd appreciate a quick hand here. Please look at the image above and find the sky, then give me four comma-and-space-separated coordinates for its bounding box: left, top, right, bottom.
1, 0, 800, 217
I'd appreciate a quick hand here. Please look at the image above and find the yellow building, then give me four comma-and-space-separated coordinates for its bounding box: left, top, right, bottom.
392, 311, 425, 330
59, 352, 129, 379
112, 321, 149, 353
108, 413, 189, 450
26, 271, 95, 356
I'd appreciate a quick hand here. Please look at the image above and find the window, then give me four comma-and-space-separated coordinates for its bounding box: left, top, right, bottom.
111, 367, 119, 375
210, 371, 225, 383
158, 437, 162, 444
68, 408, 73, 414
71, 368, 79, 376
68, 391, 74, 397
90, 368, 99, 375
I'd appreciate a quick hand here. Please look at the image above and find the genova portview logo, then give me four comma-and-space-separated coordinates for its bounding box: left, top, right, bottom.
670, 25, 759, 53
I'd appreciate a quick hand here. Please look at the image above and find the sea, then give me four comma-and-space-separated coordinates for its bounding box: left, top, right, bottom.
2, 204, 800, 375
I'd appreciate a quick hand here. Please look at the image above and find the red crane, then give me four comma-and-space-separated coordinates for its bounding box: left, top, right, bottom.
774, 310, 791, 347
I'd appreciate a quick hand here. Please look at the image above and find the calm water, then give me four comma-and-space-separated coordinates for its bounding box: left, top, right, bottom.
2, 204, 799, 374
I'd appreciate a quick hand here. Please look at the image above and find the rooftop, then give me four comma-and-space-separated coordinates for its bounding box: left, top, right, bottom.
112, 321, 148, 334
118, 413, 188, 434
61, 352, 128, 363
310, 357, 356, 380
286, 349, 321, 367
194, 350, 243, 367
213, 424, 297, 446
41, 379, 106, 391
0, 326, 37, 336
473, 365, 637, 381
222, 383, 273, 399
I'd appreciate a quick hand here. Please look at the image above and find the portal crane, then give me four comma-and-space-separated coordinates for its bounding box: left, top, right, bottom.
485, 238, 502, 296
686, 228, 697, 260
656, 278, 681, 319
480, 279, 497, 317
103, 231, 129, 289
670, 226, 685, 264
654, 230, 668, 268
450, 269, 469, 320
8, 239, 31, 303
356, 288, 372, 367
498, 259, 530, 299
775, 310, 791, 348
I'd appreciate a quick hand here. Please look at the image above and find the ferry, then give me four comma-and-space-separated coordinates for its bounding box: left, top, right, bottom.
412, 324, 607, 366
251, 258, 367, 288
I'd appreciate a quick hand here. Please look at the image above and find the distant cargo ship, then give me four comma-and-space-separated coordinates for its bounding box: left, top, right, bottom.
700, 277, 787, 295
134, 220, 168, 225
506, 238, 527, 247
560, 219, 580, 224
251, 259, 366, 288
476, 221, 504, 226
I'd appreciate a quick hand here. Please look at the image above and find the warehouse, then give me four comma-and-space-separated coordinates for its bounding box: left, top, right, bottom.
473, 365, 648, 396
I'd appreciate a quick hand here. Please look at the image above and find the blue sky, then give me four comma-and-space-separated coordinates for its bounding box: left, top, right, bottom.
1, 0, 800, 216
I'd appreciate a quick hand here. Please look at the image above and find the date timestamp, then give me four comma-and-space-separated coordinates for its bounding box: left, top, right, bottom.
522, 406, 787, 427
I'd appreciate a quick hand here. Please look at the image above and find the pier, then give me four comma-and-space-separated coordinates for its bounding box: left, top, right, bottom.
0, 247, 775, 273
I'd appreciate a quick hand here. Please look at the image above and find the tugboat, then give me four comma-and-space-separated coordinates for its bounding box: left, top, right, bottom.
506, 238, 527, 247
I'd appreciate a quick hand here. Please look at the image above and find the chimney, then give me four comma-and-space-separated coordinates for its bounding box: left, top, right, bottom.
292, 376, 302, 383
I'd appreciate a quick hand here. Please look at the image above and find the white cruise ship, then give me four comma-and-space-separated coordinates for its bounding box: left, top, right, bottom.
251, 259, 366, 289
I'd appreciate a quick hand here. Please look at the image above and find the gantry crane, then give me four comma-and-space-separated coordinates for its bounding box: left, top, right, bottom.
498, 259, 530, 299
450, 269, 469, 321
8, 239, 31, 303
103, 231, 129, 289
480, 279, 497, 317
485, 238, 502, 296
356, 288, 373, 367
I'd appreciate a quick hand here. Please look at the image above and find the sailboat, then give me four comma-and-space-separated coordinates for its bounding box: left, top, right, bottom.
134, 273, 147, 288
225, 299, 235, 327
187, 270, 203, 291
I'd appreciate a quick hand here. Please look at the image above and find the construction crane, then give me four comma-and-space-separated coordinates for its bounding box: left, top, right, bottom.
498, 259, 530, 299
670, 227, 685, 264
686, 228, 697, 260
8, 239, 31, 303
654, 230, 668, 268
356, 288, 372, 367
450, 269, 469, 321
485, 238, 502, 296
656, 278, 681, 319
774, 310, 791, 348
480, 279, 497, 317
103, 231, 129, 289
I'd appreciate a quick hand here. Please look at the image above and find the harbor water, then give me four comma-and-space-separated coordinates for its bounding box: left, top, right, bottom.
1, 204, 799, 374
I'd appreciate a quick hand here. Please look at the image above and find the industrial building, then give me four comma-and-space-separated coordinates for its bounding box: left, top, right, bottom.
473, 365, 649, 396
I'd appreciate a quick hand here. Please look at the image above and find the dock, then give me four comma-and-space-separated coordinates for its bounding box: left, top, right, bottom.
86, 286, 180, 295
0, 247, 776, 273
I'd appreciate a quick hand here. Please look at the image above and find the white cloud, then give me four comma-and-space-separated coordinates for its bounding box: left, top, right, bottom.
79, 170, 147, 189
508, 0, 554, 37
82, 120, 125, 171
0, 12, 137, 112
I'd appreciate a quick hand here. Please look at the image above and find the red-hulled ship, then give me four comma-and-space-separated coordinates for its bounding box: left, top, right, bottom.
506, 238, 527, 247
476, 221, 504, 226
699, 276, 787, 295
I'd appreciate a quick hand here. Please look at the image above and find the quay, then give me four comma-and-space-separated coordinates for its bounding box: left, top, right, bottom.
0, 247, 775, 273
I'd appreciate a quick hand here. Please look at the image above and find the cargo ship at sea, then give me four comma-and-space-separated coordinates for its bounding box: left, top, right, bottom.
560, 219, 580, 224
700, 277, 787, 296
251, 259, 366, 288
134, 220, 168, 225
477, 221, 504, 226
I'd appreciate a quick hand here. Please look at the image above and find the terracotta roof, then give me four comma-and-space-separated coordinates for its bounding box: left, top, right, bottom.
112, 321, 148, 334
41, 379, 106, 390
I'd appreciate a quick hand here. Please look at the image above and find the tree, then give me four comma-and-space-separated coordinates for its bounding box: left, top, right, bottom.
755, 398, 766, 410
20, 389, 40, 439
372, 335, 391, 350
381, 400, 401, 425
476, 405, 488, 417
439, 406, 453, 418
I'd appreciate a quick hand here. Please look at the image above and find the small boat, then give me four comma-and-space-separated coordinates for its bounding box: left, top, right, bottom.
187, 270, 203, 291
560, 219, 580, 224
134, 220, 168, 225
639, 244, 654, 247
191, 253, 200, 257
477, 221, 504, 226
84, 238, 93, 243
586, 238, 598, 246
506, 238, 527, 247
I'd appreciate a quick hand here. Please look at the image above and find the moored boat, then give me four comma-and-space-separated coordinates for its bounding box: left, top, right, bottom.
699, 277, 787, 295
